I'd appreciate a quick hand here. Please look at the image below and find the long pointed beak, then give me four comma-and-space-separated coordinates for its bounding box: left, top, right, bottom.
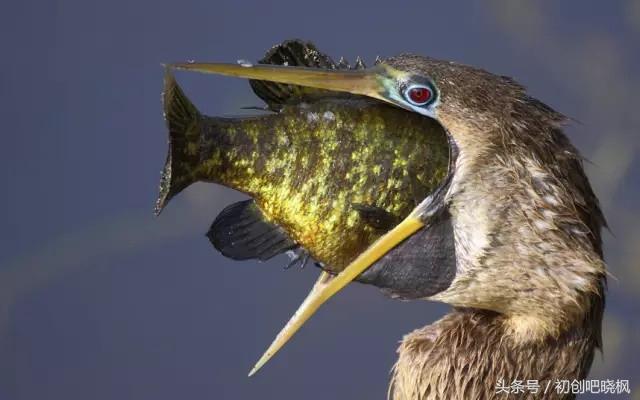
170, 62, 392, 103
248, 216, 424, 376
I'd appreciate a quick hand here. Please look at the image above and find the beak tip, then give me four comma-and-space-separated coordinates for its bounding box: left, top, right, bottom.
248, 353, 270, 377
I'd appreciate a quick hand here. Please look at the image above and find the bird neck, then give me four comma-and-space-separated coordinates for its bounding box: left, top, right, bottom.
390, 305, 602, 400
399, 101, 607, 399
434, 113, 607, 339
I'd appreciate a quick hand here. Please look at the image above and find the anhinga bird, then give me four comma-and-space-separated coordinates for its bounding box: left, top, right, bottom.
168, 43, 606, 399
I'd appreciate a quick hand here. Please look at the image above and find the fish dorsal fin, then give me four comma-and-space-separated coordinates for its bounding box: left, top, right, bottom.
207, 200, 297, 261
249, 39, 341, 110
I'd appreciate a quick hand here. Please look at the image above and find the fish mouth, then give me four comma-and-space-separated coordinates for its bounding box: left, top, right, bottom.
167, 61, 455, 375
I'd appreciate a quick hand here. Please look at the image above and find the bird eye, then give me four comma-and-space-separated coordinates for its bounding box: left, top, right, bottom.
404, 85, 434, 107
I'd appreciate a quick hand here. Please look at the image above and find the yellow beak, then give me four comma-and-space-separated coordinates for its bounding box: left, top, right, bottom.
170, 61, 396, 105
168, 61, 423, 375
248, 216, 424, 376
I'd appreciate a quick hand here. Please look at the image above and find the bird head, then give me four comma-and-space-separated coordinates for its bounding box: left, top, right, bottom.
171, 54, 606, 374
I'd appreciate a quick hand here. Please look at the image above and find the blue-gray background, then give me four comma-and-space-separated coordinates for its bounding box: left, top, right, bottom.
1, 1, 639, 399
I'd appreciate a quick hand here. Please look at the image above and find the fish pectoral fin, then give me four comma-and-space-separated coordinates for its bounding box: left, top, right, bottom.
207, 199, 297, 261
352, 203, 401, 231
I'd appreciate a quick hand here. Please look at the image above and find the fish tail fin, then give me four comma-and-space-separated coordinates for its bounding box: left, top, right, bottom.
155, 71, 204, 215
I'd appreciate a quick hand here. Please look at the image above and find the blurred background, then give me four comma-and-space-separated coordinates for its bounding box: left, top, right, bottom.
1, 0, 638, 398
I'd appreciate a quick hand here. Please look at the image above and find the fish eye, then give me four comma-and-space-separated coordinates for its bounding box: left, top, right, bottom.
403, 84, 434, 107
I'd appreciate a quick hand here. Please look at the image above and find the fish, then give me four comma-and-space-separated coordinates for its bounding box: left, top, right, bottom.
156, 40, 449, 273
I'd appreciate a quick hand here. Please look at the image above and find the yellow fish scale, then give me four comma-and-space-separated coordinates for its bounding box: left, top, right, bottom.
195, 99, 448, 271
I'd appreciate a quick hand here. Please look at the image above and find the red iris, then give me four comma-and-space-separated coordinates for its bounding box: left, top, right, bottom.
408, 86, 432, 105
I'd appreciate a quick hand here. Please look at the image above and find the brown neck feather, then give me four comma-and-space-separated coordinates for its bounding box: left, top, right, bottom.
390, 297, 603, 400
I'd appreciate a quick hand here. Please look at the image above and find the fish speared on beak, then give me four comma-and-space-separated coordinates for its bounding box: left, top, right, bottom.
169, 61, 427, 376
